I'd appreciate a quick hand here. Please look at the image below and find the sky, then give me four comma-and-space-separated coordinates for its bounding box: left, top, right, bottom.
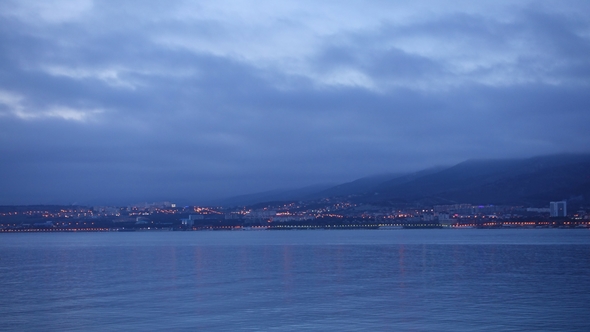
1, 0, 590, 205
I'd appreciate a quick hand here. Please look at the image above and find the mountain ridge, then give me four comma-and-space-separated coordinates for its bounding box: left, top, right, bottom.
218, 153, 590, 207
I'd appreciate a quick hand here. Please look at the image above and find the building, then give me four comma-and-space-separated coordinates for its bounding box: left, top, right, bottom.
181, 219, 194, 228
550, 201, 567, 217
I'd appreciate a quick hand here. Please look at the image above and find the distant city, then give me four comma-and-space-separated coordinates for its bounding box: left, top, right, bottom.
2, 154, 589, 232
0, 198, 587, 232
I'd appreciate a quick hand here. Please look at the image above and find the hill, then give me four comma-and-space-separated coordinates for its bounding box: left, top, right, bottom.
363, 154, 590, 206
219, 153, 590, 208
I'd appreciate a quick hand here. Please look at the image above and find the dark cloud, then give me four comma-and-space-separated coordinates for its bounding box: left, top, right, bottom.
0, 1, 589, 205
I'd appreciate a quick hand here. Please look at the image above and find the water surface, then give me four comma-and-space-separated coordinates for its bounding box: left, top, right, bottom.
1, 229, 589, 331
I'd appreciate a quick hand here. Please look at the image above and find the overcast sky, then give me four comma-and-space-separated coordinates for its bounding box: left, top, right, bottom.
1, 0, 589, 205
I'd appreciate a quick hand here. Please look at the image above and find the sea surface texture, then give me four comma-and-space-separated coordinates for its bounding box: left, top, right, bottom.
1, 229, 589, 331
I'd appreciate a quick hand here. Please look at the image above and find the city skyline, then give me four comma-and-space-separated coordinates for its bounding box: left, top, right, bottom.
1, 1, 590, 205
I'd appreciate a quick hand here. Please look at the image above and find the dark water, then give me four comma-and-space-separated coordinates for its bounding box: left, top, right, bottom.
1, 229, 589, 331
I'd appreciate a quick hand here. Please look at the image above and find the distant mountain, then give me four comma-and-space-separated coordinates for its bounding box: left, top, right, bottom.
218, 168, 445, 207
307, 166, 448, 200
219, 183, 335, 207
307, 173, 405, 199
362, 154, 590, 206
219, 153, 590, 208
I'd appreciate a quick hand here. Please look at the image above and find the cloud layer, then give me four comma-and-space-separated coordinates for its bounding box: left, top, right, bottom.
1, 0, 589, 205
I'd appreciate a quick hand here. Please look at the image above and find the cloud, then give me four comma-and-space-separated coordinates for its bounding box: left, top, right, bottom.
0, 0, 93, 24
0, 90, 103, 122
42, 65, 139, 90
0, 1, 589, 205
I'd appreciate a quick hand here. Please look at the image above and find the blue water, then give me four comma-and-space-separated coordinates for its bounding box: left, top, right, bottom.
1, 229, 589, 331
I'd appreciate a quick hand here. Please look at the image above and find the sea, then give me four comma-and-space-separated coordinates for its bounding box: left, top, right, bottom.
1, 229, 589, 331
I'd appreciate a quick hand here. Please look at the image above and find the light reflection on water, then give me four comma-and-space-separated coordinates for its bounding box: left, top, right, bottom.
1, 229, 589, 331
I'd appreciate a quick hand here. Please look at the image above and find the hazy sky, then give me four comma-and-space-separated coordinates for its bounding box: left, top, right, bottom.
1, 0, 589, 205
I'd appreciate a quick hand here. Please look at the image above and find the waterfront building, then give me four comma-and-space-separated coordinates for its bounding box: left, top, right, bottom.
550, 201, 567, 217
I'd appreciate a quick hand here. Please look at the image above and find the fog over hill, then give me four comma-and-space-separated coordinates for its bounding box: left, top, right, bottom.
221, 154, 590, 207
219, 184, 335, 207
